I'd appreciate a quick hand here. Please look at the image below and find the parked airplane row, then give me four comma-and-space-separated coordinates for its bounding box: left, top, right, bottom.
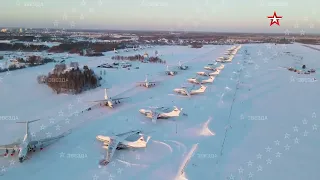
0, 45, 242, 180
216, 45, 241, 63
84, 59, 191, 165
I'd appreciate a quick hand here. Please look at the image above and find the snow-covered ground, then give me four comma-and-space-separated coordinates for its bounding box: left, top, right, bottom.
0, 43, 319, 180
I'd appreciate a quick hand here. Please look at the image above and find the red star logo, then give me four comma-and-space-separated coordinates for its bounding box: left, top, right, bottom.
267, 11, 283, 26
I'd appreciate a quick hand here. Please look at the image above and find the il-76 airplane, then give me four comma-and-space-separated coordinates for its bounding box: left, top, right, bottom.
96, 130, 151, 166
136, 75, 159, 88
174, 84, 207, 97
91, 88, 129, 108
187, 76, 215, 84
204, 63, 224, 71
165, 65, 178, 76
139, 106, 183, 123
0, 119, 70, 163
177, 61, 189, 70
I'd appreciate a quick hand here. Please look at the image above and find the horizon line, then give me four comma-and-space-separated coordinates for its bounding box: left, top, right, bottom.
1, 26, 320, 36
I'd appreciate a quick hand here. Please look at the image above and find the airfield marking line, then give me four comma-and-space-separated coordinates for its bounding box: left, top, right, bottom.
218, 55, 244, 163
301, 44, 320, 52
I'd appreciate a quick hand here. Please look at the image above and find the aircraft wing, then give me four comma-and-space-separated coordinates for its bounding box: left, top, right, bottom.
29, 130, 71, 146
136, 81, 158, 85
0, 142, 20, 150
185, 90, 191, 97
115, 130, 141, 140
151, 111, 160, 123
91, 99, 108, 103
110, 97, 129, 103
185, 85, 196, 92
105, 138, 120, 162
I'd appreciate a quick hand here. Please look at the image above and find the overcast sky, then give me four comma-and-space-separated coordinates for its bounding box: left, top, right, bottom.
1, 0, 319, 34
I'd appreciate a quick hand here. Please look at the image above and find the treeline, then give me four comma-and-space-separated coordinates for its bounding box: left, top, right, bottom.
0, 35, 35, 41
0, 35, 61, 42
0, 43, 49, 51
111, 55, 166, 63
0, 64, 26, 72
37, 64, 101, 94
191, 43, 203, 48
48, 42, 124, 54
0, 56, 54, 73
296, 39, 320, 45
98, 36, 131, 40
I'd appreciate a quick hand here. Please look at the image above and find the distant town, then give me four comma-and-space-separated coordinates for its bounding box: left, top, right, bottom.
1, 28, 319, 50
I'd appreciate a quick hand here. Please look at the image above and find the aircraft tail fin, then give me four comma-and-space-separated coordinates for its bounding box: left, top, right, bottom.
104, 88, 108, 100
173, 106, 183, 116
199, 84, 207, 92
145, 74, 148, 82
16, 119, 40, 136
16, 119, 40, 124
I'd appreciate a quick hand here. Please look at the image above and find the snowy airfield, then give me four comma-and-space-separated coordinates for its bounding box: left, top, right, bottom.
0, 43, 319, 180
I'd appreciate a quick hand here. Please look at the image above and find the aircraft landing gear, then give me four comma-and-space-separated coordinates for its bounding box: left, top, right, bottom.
4, 149, 8, 156
11, 149, 16, 156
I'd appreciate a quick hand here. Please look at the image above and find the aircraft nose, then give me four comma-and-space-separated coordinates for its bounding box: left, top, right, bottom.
96, 135, 103, 141
139, 109, 145, 114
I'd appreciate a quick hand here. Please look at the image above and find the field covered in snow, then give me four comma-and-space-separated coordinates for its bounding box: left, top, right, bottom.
0, 43, 319, 180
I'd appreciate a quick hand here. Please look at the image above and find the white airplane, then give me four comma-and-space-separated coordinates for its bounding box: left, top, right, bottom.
197, 69, 221, 76
114, 48, 119, 54
91, 88, 129, 108
187, 76, 215, 84
196, 71, 212, 77
0, 119, 70, 163
173, 84, 207, 97
217, 56, 229, 60
139, 106, 183, 123
96, 130, 151, 165
177, 61, 189, 70
209, 69, 221, 76
216, 58, 232, 63
165, 65, 178, 76
204, 64, 224, 71
136, 74, 158, 88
